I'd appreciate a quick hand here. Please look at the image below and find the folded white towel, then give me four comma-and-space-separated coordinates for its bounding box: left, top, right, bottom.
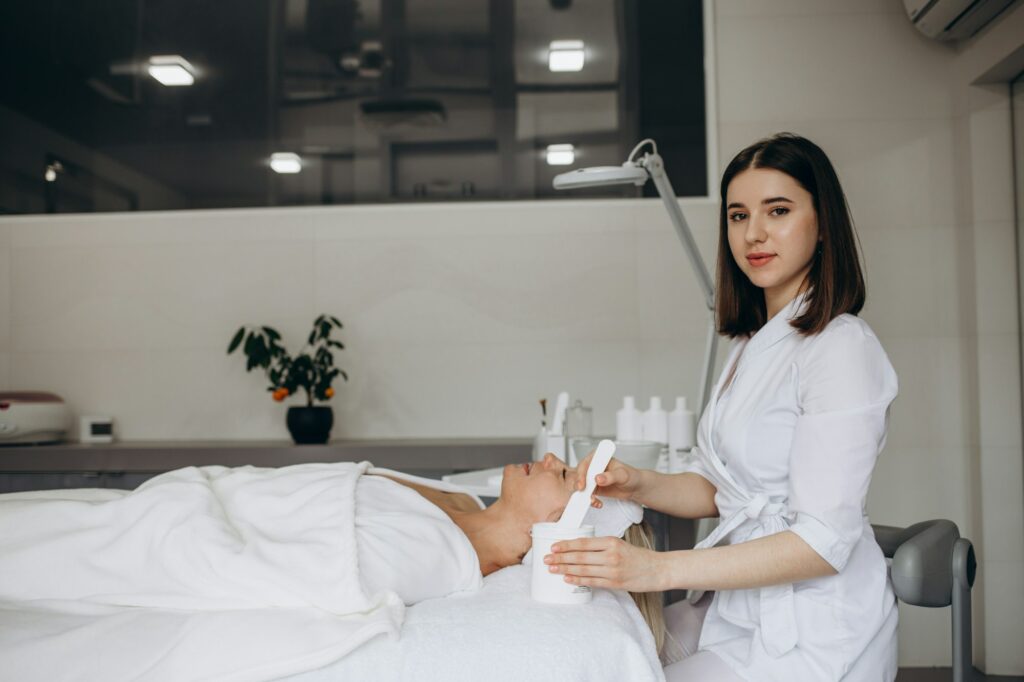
356, 470, 483, 604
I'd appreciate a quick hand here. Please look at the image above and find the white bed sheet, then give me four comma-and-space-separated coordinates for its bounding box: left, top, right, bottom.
285, 563, 666, 682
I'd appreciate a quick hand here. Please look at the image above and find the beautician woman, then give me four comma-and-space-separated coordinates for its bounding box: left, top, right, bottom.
546, 133, 899, 682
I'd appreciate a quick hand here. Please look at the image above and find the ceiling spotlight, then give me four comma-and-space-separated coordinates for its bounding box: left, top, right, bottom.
147, 55, 196, 86
44, 160, 64, 182
545, 143, 575, 166
548, 40, 585, 72
270, 152, 302, 174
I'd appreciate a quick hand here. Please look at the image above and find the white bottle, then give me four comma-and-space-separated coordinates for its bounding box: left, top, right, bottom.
532, 424, 547, 462
668, 397, 696, 473
615, 396, 642, 441
539, 391, 570, 463
642, 397, 668, 445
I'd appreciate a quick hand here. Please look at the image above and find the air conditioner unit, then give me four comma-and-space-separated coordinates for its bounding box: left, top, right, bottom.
903, 0, 1016, 40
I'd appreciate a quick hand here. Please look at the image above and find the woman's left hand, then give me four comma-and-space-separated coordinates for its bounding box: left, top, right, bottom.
544, 537, 668, 593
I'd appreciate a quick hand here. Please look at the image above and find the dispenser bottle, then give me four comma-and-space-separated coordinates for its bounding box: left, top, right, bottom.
668, 397, 696, 473
545, 391, 570, 462
643, 397, 670, 473
642, 397, 668, 444
615, 396, 642, 441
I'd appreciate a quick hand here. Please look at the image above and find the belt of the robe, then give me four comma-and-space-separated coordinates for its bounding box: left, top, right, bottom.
694, 493, 799, 660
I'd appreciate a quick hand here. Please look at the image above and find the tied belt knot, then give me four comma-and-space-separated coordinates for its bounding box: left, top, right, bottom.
695, 492, 799, 660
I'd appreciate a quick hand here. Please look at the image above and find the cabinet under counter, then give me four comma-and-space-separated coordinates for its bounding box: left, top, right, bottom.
0, 438, 531, 493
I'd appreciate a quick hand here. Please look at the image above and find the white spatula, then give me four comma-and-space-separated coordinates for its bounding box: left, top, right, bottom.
557, 439, 616, 530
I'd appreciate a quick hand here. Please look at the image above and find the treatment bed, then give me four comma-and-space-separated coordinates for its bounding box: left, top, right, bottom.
0, 462, 664, 681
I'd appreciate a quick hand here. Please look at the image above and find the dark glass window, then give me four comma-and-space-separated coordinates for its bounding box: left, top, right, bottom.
0, 0, 706, 214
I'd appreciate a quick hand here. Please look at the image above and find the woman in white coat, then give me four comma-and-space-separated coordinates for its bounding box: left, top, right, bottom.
545, 133, 899, 681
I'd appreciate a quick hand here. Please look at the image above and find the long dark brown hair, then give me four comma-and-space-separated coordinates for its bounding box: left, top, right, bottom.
716, 133, 865, 338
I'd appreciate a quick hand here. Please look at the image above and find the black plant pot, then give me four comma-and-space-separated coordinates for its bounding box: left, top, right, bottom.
286, 406, 334, 445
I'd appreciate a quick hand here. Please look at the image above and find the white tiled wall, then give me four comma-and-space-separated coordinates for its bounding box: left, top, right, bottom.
1, 0, 1022, 673
961, 80, 1024, 674
716, 14, 954, 124
0, 198, 719, 441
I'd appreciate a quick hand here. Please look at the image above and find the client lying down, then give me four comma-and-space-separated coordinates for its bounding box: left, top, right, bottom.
0, 454, 664, 656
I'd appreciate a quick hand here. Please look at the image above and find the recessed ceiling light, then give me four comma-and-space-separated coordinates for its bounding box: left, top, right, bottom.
270, 152, 302, 174
546, 143, 575, 166
147, 55, 196, 86
548, 40, 585, 72
44, 161, 63, 182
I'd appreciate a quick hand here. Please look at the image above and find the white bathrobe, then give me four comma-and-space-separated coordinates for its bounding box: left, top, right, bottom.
685, 291, 899, 681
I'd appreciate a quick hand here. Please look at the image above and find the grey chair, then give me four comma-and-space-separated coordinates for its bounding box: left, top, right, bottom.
872, 520, 978, 682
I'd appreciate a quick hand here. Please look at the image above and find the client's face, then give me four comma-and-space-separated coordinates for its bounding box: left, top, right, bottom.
500, 453, 579, 523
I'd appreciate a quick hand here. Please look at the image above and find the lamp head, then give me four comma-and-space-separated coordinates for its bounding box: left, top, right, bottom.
552, 162, 649, 190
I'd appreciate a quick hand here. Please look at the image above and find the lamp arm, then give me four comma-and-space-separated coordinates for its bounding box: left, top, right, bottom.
699, 322, 720, 415
640, 152, 719, 415
641, 153, 716, 312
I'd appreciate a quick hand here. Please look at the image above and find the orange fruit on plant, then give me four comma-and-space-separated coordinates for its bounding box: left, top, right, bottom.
325, 387, 335, 398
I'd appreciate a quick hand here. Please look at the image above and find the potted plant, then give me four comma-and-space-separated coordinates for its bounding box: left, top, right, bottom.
228, 314, 348, 444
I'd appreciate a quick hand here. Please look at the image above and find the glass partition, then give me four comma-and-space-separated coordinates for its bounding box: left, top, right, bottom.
1013, 71, 1024, 435
0, 0, 707, 214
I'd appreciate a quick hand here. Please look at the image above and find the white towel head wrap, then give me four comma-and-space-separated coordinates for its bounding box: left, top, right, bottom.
585, 496, 645, 539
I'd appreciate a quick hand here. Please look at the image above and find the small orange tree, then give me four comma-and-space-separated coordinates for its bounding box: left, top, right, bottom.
228, 314, 347, 407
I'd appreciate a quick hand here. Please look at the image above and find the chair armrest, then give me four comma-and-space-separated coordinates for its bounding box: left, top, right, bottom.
871, 524, 907, 558
871, 520, 962, 607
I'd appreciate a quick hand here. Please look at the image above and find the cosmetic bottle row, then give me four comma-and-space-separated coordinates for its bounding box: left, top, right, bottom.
616, 396, 696, 473
532, 392, 697, 474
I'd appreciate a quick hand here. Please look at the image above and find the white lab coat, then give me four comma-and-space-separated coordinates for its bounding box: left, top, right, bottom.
684, 290, 899, 681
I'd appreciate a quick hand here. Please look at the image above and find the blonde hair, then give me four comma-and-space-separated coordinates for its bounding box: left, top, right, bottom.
623, 521, 666, 656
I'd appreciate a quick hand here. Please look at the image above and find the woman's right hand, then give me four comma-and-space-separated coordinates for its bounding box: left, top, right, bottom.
575, 449, 642, 508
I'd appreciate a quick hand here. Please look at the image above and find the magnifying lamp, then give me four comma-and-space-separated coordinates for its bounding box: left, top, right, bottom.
553, 139, 719, 413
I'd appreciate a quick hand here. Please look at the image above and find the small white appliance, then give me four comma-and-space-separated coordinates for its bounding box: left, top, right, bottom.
0, 392, 71, 445
80, 415, 115, 443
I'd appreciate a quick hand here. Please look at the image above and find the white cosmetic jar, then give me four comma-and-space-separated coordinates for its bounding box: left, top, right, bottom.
530, 522, 595, 604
